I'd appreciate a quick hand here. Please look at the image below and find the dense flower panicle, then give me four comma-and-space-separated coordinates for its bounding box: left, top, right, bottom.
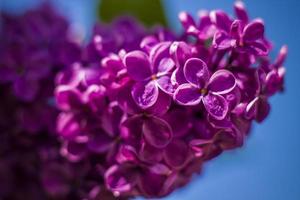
0, 1, 287, 200
55, 2, 286, 199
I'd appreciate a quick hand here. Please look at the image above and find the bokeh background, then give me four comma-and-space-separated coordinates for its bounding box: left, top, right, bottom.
1, 0, 299, 199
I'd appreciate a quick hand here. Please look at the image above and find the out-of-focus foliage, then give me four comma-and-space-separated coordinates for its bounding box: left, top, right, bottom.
99, 0, 167, 27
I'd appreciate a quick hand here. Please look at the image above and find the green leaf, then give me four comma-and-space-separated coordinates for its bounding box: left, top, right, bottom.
98, 0, 167, 27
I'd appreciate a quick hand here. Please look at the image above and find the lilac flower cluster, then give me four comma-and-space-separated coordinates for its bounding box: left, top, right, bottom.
0, 3, 82, 134
0, 1, 287, 200
55, 2, 287, 199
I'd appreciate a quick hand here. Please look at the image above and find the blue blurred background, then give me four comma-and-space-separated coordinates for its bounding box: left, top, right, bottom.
1, 0, 299, 199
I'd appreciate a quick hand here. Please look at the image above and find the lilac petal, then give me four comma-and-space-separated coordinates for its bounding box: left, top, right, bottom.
255, 67, 266, 93
138, 167, 168, 197
214, 129, 243, 150
234, 1, 249, 23
174, 84, 201, 106
249, 41, 269, 56
232, 114, 252, 135
83, 85, 106, 112
245, 97, 259, 120
198, 10, 212, 31
140, 36, 159, 52
142, 116, 173, 148
120, 115, 143, 146
150, 42, 172, 74
208, 69, 236, 94
56, 113, 80, 140
178, 11, 199, 36
106, 143, 119, 165
243, 20, 264, 42
139, 141, 163, 163
88, 187, 116, 200
232, 102, 248, 116
213, 31, 235, 50
55, 63, 83, 87
178, 11, 196, 29
169, 41, 192, 67
245, 97, 270, 123
230, 20, 242, 39
266, 69, 284, 96
189, 139, 212, 158
224, 86, 241, 110
203, 93, 228, 120
63, 141, 87, 162
190, 138, 212, 150
156, 75, 176, 94
116, 145, 138, 164
274, 45, 288, 69
157, 58, 175, 75
164, 139, 190, 168
233, 67, 260, 102
56, 86, 82, 111
82, 67, 103, 86
101, 54, 123, 71
211, 10, 232, 32
100, 102, 124, 137
87, 132, 113, 153
131, 80, 159, 109
146, 91, 171, 116
124, 50, 151, 81
208, 115, 232, 129
160, 173, 178, 196
148, 164, 171, 176
171, 67, 187, 86
117, 83, 141, 115
13, 77, 38, 102
184, 58, 209, 87
105, 165, 137, 194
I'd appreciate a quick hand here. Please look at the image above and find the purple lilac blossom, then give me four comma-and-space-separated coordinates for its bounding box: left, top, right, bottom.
53, 2, 286, 199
